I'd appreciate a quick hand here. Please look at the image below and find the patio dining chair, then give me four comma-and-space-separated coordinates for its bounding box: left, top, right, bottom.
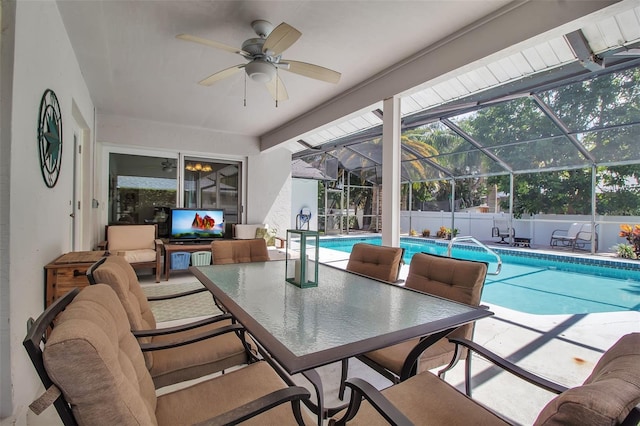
331, 333, 640, 425
339, 252, 487, 400
24, 285, 313, 426
210, 238, 271, 264
345, 243, 405, 283
550, 222, 598, 251
87, 255, 257, 389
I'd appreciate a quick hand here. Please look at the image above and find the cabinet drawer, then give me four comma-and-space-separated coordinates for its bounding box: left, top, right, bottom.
52, 267, 90, 286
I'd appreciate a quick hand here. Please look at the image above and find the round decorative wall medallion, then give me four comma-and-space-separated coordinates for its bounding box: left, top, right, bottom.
38, 89, 63, 188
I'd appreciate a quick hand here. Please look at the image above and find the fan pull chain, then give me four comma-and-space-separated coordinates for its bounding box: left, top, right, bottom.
275, 68, 279, 108
243, 73, 247, 107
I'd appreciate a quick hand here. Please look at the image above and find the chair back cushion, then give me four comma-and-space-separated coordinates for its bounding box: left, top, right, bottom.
346, 243, 404, 283
534, 332, 640, 425
234, 224, 267, 240
43, 284, 158, 425
405, 253, 487, 339
107, 225, 156, 251
90, 255, 157, 368
211, 239, 270, 264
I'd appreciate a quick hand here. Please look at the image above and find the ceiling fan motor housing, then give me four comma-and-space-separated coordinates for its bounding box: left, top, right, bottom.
245, 60, 276, 83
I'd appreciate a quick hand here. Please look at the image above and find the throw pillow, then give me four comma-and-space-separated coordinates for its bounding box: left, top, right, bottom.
255, 228, 276, 247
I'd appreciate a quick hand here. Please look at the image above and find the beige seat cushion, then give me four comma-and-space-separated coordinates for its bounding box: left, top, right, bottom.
44, 285, 313, 426
211, 239, 270, 264
91, 255, 251, 388
117, 248, 157, 263
346, 243, 404, 283
333, 371, 509, 425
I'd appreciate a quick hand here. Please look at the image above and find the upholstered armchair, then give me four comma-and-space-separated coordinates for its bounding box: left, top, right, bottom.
331, 333, 640, 425
99, 223, 163, 282
339, 252, 488, 399
87, 255, 256, 389
24, 285, 313, 426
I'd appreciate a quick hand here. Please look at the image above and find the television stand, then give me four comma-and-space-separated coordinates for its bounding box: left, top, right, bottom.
164, 243, 212, 280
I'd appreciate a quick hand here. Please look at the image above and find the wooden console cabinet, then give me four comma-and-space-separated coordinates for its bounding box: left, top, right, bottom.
44, 251, 106, 308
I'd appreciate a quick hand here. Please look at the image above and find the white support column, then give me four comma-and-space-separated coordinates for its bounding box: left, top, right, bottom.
382, 96, 401, 247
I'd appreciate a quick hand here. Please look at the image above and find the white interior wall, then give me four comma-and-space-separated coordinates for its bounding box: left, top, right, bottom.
5, 1, 95, 420
246, 149, 292, 240
0, 0, 15, 418
291, 179, 318, 231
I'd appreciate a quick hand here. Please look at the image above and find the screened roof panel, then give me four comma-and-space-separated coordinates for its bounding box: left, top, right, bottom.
429, 150, 505, 177
487, 135, 590, 171
539, 68, 640, 132
578, 123, 640, 164
401, 159, 448, 182
347, 140, 384, 164
293, 6, 640, 184
448, 98, 562, 148
330, 147, 378, 170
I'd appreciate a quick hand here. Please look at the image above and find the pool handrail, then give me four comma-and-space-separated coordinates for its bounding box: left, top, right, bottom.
448, 236, 502, 275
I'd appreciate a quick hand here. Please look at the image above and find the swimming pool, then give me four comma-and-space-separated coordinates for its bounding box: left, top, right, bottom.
319, 236, 640, 315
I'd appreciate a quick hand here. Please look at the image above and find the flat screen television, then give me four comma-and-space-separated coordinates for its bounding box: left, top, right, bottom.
169, 208, 225, 242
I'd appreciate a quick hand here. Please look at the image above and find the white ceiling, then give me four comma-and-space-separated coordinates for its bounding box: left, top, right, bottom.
56, 0, 633, 149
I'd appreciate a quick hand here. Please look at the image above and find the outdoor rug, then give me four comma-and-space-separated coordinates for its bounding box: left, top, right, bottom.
142, 281, 221, 323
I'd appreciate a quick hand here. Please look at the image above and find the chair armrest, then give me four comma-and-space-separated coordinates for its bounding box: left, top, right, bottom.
274, 236, 286, 249
332, 378, 412, 426
193, 386, 311, 426
146, 286, 208, 301
132, 313, 234, 337
449, 337, 568, 394
139, 323, 244, 351
154, 239, 164, 253
96, 240, 108, 250
550, 229, 568, 237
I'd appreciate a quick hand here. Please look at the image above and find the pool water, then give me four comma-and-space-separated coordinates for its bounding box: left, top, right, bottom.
319, 236, 640, 315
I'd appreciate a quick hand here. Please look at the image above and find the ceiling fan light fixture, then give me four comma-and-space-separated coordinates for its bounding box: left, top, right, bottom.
245, 60, 276, 83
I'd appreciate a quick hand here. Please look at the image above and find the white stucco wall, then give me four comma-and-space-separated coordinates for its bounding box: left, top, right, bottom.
4, 1, 95, 420
291, 179, 318, 231
246, 149, 292, 240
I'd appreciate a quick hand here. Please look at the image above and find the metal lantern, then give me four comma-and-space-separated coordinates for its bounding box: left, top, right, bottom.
285, 229, 319, 288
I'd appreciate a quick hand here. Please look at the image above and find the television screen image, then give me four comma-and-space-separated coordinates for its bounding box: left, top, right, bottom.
170, 209, 224, 241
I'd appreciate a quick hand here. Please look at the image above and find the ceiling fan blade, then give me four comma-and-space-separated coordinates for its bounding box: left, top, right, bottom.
262, 23, 301, 56
176, 34, 250, 57
281, 60, 341, 84
198, 65, 245, 86
265, 75, 289, 102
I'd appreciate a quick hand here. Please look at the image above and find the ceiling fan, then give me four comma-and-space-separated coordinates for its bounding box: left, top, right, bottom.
177, 20, 341, 103
161, 159, 175, 172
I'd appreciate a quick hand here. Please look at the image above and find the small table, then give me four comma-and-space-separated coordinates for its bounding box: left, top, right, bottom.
191, 261, 493, 424
513, 237, 531, 247
44, 251, 107, 308
164, 243, 212, 280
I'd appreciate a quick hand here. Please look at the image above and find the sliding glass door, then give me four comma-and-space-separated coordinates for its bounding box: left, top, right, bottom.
107, 152, 242, 237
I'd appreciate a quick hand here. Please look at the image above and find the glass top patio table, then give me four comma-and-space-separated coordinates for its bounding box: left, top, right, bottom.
191, 260, 493, 375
